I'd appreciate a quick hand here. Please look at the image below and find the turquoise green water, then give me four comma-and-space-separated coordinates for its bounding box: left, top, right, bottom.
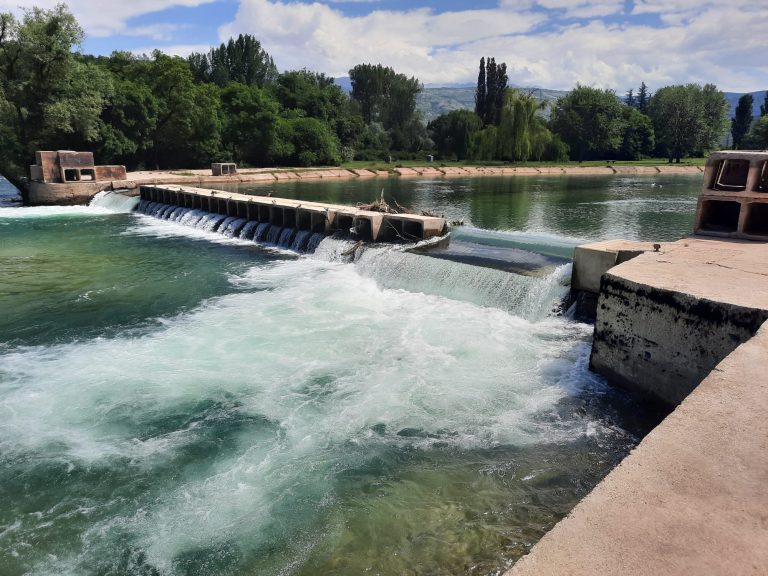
0, 175, 695, 575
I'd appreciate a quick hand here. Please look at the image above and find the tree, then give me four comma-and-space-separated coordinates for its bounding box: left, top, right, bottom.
637, 82, 650, 114
550, 85, 624, 161
188, 34, 277, 88
744, 115, 768, 149
428, 109, 482, 160
220, 82, 278, 165
496, 89, 547, 162
474, 57, 508, 125
699, 83, 729, 154
270, 117, 341, 166
625, 88, 635, 108
475, 57, 486, 121
649, 83, 728, 162
349, 63, 422, 149
761, 92, 768, 117
731, 93, 754, 150
0, 4, 112, 186
619, 106, 655, 160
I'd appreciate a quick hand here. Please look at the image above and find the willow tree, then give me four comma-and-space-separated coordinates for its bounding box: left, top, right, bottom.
496, 89, 545, 162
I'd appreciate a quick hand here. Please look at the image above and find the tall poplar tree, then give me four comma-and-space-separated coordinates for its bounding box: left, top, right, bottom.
731, 93, 753, 149
474, 56, 508, 125
474, 57, 486, 119
637, 82, 650, 114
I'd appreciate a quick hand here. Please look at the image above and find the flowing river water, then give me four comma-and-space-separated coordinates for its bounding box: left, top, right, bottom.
0, 173, 698, 575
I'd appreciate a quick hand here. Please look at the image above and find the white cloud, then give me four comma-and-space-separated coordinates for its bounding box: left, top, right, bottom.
219, 1, 546, 81
218, 0, 768, 92
0, 1, 217, 38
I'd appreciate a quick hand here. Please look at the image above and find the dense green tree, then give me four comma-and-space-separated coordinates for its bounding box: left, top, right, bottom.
699, 83, 729, 154
744, 115, 768, 149
625, 88, 635, 108
96, 76, 157, 167
188, 34, 277, 88
496, 89, 545, 162
637, 82, 650, 114
428, 109, 483, 160
220, 82, 277, 165
649, 83, 728, 162
270, 117, 341, 166
619, 106, 655, 160
731, 93, 754, 149
761, 92, 768, 117
475, 57, 486, 122
349, 63, 422, 150
550, 85, 624, 161
474, 57, 508, 125
0, 4, 102, 184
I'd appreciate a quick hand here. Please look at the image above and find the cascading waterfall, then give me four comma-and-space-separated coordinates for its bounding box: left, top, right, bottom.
136, 200, 326, 254
239, 220, 260, 240
134, 199, 571, 316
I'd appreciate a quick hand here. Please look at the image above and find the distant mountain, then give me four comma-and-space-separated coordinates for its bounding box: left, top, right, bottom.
416, 86, 568, 123
336, 77, 767, 124
724, 90, 767, 119
334, 76, 353, 92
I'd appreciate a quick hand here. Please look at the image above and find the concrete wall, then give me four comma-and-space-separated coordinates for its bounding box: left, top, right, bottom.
590, 272, 768, 405
508, 322, 768, 576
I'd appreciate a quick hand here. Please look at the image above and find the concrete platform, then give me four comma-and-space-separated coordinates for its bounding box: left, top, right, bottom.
589, 237, 768, 404
507, 321, 768, 576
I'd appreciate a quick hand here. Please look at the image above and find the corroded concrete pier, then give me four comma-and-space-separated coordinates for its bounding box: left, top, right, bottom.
139, 184, 447, 242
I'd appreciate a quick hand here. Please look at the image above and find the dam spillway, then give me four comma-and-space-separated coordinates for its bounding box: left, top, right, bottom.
138, 184, 447, 244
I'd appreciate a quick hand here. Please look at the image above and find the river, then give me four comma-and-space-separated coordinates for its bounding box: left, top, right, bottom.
0, 173, 697, 575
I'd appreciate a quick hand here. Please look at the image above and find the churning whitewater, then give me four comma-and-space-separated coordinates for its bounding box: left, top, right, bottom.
0, 178, 689, 575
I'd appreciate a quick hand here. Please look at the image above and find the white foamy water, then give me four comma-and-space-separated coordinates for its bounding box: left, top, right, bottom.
0, 255, 602, 574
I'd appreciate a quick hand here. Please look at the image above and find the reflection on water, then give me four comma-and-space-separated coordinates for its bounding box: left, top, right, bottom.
222, 173, 700, 242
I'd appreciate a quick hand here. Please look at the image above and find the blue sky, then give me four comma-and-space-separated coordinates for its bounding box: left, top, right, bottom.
2, 1, 766, 92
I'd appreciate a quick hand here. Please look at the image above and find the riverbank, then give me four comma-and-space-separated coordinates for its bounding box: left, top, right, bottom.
24, 163, 704, 206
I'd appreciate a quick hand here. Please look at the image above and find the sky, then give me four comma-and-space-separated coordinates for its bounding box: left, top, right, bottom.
1, 0, 766, 93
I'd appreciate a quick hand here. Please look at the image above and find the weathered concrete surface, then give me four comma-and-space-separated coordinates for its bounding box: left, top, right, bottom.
27, 180, 114, 205
507, 322, 768, 576
141, 184, 447, 242
571, 240, 660, 294
590, 237, 768, 404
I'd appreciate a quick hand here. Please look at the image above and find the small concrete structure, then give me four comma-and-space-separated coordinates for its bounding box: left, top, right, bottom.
139, 185, 447, 243
30, 150, 126, 183
696, 150, 768, 239
211, 162, 237, 176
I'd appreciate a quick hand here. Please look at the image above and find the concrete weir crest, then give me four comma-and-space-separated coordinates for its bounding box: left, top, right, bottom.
138, 185, 446, 243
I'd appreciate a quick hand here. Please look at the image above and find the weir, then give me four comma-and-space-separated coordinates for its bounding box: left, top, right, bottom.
138, 184, 446, 243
